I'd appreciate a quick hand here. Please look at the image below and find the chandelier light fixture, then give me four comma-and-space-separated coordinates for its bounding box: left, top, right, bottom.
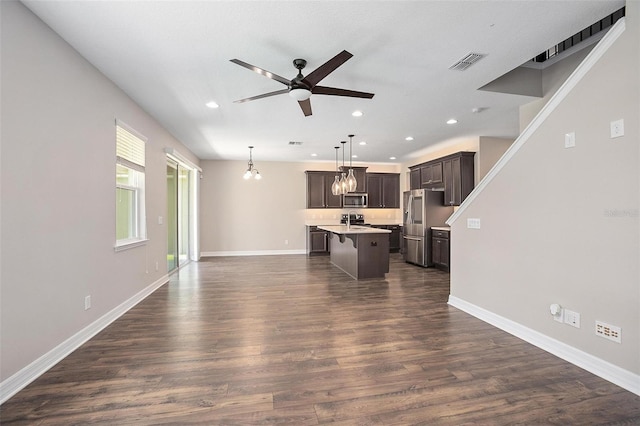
346, 134, 357, 192
243, 146, 262, 180
331, 146, 342, 196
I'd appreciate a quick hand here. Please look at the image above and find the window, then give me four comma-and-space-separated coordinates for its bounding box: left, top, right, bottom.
115, 120, 147, 250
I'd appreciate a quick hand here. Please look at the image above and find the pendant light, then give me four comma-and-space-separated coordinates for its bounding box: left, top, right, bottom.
243, 146, 262, 180
339, 141, 348, 194
331, 146, 342, 195
346, 134, 357, 192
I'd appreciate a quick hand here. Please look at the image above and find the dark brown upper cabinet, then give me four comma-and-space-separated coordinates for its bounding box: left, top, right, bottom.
420, 161, 443, 188
442, 152, 475, 206
409, 151, 475, 206
410, 168, 421, 190
306, 171, 342, 208
367, 173, 400, 208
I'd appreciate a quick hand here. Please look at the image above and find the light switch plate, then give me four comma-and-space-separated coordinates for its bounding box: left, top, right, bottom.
564, 132, 575, 148
467, 218, 481, 229
610, 119, 624, 138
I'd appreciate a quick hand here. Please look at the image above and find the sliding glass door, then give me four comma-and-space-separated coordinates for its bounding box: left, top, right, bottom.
168, 158, 196, 273
178, 165, 190, 265
167, 161, 179, 272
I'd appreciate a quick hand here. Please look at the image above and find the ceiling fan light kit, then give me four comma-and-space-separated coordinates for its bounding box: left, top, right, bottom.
230, 50, 374, 117
288, 88, 312, 101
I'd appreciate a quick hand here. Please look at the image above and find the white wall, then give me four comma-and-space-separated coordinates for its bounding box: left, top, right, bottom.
519, 44, 593, 132
477, 137, 514, 181
0, 1, 199, 385
449, 5, 639, 382
199, 160, 401, 254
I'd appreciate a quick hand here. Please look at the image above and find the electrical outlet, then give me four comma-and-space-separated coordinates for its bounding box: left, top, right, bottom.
564, 132, 576, 148
284, 239, 289, 245
155, 261, 159, 271
84, 295, 91, 311
564, 309, 580, 328
610, 119, 624, 138
595, 321, 621, 343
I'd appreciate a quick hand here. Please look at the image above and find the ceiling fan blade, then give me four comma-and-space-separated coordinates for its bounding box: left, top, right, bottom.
312, 86, 375, 99
298, 99, 312, 116
233, 88, 289, 103
302, 50, 353, 87
230, 59, 291, 86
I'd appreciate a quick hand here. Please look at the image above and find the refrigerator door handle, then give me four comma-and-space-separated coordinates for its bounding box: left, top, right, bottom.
407, 195, 413, 224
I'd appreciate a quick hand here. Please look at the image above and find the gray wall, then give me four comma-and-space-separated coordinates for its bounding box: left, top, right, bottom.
199, 160, 401, 254
0, 1, 199, 381
449, 5, 639, 375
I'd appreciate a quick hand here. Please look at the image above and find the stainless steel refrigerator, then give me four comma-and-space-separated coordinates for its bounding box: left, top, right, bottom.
403, 189, 454, 267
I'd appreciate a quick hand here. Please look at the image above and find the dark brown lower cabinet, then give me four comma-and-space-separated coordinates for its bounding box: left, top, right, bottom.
431, 229, 450, 272
388, 225, 402, 252
370, 225, 402, 252
307, 226, 330, 255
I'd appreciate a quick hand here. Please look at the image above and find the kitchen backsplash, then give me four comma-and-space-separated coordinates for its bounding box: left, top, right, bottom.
305, 208, 402, 225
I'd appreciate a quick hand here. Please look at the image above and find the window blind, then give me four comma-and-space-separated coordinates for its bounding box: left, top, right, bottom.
116, 121, 146, 172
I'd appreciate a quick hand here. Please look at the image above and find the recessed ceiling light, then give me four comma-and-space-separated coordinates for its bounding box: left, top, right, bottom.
447, 119, 458, 124
352, 110, 363, 117
405, 136, 414, 141
352, 154, 358, 158
389, 156, 396, 160
359, 141, 367, 146
311, 153, 317, 157
206, 101, 219, 109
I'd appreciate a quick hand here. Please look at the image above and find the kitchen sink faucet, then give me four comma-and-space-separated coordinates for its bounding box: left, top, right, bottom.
347, 210, 358, 230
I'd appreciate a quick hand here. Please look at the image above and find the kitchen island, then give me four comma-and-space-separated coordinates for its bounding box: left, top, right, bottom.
318, 225, 391, 280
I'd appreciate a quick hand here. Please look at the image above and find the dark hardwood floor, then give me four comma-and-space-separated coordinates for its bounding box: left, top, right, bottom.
2, 254, 639, 425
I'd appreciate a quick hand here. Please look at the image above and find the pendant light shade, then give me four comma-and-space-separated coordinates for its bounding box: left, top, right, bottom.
331, 146, 342, 196
339, 141, 348, 194
346, 134, 357, 192
339, 172, 348, 194
346, 169, 357, 192
243, 146, 261, 180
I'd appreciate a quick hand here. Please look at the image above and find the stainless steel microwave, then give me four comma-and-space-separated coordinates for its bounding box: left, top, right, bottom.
343, 193, 368, 208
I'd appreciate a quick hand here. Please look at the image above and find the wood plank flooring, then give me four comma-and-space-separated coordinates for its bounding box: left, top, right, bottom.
2, 254, 639, 424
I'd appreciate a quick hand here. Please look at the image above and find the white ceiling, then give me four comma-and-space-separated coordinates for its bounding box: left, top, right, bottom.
22, 0, 623, 164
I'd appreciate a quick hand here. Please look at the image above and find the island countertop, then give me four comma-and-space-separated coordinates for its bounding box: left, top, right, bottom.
318, 225, 392, 235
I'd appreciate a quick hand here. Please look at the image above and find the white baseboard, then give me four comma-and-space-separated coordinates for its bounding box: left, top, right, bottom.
448, 295, 640, 396
200, 249, 307, 257
0, 274, 169, 404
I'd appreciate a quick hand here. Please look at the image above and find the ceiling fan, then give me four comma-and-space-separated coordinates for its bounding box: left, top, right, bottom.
230, 50, 374, 117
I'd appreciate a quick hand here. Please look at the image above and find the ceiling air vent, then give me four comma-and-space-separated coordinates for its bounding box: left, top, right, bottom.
288, 141, 303, 146
449, 53, 485, 71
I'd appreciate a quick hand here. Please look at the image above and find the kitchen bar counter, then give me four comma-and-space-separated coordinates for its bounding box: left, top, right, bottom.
318, 225, 391, 280
317, 225, 392, 235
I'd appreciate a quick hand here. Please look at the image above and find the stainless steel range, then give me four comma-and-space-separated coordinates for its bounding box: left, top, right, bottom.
340, 213, 367, 225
